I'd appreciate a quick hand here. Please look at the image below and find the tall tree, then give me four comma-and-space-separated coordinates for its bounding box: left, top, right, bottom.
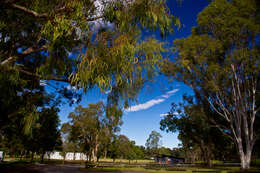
64, 102, 122, 162
162, 0, 260, 169
145, 130, 162, 157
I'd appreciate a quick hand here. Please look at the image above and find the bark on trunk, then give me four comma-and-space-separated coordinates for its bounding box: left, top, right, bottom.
238, 140, 252, 170
92, 148, 97, 162
31, 152, 34, 162
104, 148, 107, 159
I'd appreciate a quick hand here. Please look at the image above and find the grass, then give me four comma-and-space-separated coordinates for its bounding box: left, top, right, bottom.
81, 165, 260, 173
1, 159, 260, 173
98, 158, 153, 164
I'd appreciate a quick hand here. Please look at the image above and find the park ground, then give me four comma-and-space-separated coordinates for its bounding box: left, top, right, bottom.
1, 158, 260, 173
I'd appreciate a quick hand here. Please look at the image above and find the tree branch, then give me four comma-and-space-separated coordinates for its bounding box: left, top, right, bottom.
0, 56, 17, 66
20, 46, 47, 57
10, 3, 48, 18
9, 3, 71, 18
18, 69, 70, 83
86, 15, 103, 22
1, 46, 47, 66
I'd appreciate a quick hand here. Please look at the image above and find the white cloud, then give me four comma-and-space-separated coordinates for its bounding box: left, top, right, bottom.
160, 113, 169, 117
40, 80, 47, 86
125, 98, 165, 112
72, 98, 78, 103
162, 89, 179, 98
125, 89, 179, 113
160, 112, 179, 117
66, 85, 77, 90
105, 89, 111, 94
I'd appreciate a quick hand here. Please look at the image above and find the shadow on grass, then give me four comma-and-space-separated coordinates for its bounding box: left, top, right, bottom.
0, 161, 41, 173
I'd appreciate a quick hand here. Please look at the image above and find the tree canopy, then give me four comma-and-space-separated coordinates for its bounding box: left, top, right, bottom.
62, 102, 122, 162
1, 0, 179, 107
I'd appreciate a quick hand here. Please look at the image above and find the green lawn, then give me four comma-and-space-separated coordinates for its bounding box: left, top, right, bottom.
98, 158, 153, 164
81, 165, 260, 173
81, 166, 260, 173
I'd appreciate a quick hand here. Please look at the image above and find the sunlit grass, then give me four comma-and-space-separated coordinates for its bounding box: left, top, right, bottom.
80, 166, 245, 173
98, 158, 154, 164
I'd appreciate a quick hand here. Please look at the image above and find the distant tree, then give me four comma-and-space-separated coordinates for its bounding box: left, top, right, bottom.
158, 147, 172, 156
162, 0, 260, 169
64, 102, 122, 162
133, 145, 145, 161
145, 130, 162, 157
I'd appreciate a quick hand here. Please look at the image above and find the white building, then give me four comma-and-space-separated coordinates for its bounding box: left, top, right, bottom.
0, 151, 3, 161
45, 151, 88, 161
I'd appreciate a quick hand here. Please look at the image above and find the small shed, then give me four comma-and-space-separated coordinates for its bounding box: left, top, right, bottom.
155, 154, 184, 164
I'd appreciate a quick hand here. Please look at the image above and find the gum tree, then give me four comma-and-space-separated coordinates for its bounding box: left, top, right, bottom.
0, 0, 179, 106
162, 0, 259, 169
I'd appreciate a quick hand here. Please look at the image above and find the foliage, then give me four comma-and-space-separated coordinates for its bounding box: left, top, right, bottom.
0, 0, 179, 108
161, 0, 260, 169
145, 130, 162, 157
63, 102, 122, 162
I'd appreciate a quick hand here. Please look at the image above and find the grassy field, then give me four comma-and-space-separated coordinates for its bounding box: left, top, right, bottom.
1, 159, 260, 173
98, 158, 154, 164
81, 166, 260, 173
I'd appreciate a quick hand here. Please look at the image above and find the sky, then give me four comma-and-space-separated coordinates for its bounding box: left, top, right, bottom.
57, 0, 210, 149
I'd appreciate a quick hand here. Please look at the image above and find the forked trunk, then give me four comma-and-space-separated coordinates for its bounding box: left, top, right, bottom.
237, 137, 252, 170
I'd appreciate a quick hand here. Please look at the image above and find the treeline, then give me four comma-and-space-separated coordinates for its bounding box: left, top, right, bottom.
60, 103, 177, 162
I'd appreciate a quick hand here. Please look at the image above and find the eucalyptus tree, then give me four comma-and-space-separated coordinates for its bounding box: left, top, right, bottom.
64, 102, 122, 162
0, 0, 179, 108
145, 130, 162, 157
162, 0, 260, 169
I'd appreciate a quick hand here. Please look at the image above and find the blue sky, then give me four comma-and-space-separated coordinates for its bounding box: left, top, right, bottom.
57, 0, 209, 149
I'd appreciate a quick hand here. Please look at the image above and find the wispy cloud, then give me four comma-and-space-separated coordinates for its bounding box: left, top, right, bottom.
125, 89, 179, 113
160, 113, 169, 117
125, 99, 165, 112
161, 89, 179, 98
160, 112, 179, 117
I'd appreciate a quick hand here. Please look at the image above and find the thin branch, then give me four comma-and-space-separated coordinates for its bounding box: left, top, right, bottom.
18, 69, 70, 83
19, 46, 47, 57
0, 56, 17, 66
9, 3, 71, 19
1, 46, 47, 66
86, 15, 103, 22
10, 3, 48, 18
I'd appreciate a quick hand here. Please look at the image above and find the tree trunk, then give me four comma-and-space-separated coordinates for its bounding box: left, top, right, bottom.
237, 139, 252, 170
41, 152, 45, 163
104, 148, 107, 159
92, 148, 97, 162
92, 135, 100, 163
31, 152, 34, 162
63, 153, 66, 165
